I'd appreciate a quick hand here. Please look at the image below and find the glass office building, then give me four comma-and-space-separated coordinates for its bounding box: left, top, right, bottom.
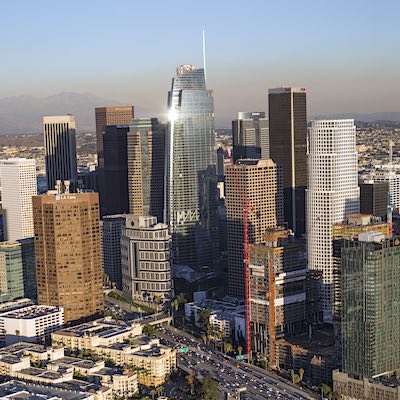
165, 65, 215, 267
341, 234, 400, 377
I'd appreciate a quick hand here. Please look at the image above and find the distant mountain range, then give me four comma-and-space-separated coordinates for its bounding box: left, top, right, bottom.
1, 92, 400, 134
0, 92, 124, 134
312, 112, 400, 123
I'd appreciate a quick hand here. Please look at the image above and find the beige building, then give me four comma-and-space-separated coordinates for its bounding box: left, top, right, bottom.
0, 341, 137, 399
95, 106, 134, 168
33, 186, 104, 322
225, 159, 283, 297
51, 318, 142, 350
333, 370, 400, 400
51, 318, 176, 387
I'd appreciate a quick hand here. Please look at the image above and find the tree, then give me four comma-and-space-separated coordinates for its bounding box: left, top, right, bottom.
186, 372, 196, 395
149, 389, 156, 400
237, 345, 243, 356
156, 385, 164, 397
198, 308, 213, 342
200, 375, 218, 400
143, 324, 156, 337
223, 341, 233, 354
171, 292, 188, 323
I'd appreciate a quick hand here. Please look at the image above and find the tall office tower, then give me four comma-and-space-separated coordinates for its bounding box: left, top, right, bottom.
372, 170, 400, 211
121, 215, 173, 304
216, 147, 225, 182
307, 119, 360, 317
225, 159, 283, 297
0, 158, 37, 241
43, 115, 78, 191
101, 215, 126, 290
0, 242, 24, 303
269, 87, 307, 235
128, 118, 165, 222
101, 125, 129, 216
32, 186, 103, 323
249, 228, 322, 367
332, 214, 390, 319
95, 106, 134, 168
341, 233, 400, 377
232, 112, 269, 161
17, 238, 36, 301
165, 65, 215, 266
359, 180, 389, 219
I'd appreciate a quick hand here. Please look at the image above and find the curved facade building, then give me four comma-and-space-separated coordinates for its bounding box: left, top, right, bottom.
165, 65, 215, 267
307, 119, 359, 317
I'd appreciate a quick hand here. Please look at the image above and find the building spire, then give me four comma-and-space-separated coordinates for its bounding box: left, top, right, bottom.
202, 27, 207, 83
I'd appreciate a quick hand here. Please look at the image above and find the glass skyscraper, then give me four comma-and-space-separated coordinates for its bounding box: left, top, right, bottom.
165, 65, 215, 267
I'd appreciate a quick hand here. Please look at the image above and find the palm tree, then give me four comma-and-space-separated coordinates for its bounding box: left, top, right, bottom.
223, 341, 233, 354
237, 345, 243, 356
171, 292, 187, 324
186, 372, 196, 395
150, 389, 156, 400
156, 385, 164, 397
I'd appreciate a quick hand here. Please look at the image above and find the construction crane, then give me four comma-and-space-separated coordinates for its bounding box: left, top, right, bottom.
231, 161, 253, 360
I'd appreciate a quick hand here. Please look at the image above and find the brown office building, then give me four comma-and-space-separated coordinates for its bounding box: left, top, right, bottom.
95, 106, 134, 168
127, 118, 165, 222
33, 186, 104, 322
225, 159, 283, 298
269, 87, 307, 235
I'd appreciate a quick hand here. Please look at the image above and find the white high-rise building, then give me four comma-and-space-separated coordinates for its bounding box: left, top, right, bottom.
307, 120, 359, 317
0, 158, 37, 241
121, 215, 173, 304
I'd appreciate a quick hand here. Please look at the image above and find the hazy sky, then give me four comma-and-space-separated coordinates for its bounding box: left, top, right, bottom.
2, 0, 400, 126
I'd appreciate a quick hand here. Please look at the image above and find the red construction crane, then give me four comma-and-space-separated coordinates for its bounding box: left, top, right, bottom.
230, 160, 253, 360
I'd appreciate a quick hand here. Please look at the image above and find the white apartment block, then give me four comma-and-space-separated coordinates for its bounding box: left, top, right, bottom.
307, 120, 359, 318
0, 304, 64, 345
0, 158, 37, 241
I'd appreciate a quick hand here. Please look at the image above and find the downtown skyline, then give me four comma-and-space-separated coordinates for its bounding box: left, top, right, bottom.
1, 0, 400, 128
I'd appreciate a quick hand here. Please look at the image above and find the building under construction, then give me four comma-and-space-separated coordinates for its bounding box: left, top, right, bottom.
249, 227, 322, 367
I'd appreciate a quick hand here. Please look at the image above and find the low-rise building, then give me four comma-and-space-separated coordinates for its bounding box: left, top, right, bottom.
52, 318, 176, 387
0, 342, 137, 399
0, 304, 64, 345
51, 317, 142, 350
88, 336, 176, 387
0, 380, 95, 400
88, 367, 138, 398
276, 324, 341, 387
333, 370, 400, 400
184, 296, 245, 341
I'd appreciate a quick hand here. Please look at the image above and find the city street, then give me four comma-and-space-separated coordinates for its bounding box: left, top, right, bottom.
156, 325, 318, 400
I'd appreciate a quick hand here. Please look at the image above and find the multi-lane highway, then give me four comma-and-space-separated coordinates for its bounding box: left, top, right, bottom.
156, 325, 318, 400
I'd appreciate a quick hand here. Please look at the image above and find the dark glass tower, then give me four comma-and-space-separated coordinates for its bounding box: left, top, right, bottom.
101, 125, 129, 216
359, 180, 389, 219
269, 88, 307, 235
165, 65, 215, 267
128, 118, 165, 222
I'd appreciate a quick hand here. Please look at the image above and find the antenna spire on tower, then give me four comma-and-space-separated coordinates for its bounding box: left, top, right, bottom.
202, 27, 207, 83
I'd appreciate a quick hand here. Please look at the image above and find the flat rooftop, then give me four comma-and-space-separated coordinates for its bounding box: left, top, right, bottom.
0, 379, 91, 400
53, 319, 132, 338
0, 305, 62, 319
